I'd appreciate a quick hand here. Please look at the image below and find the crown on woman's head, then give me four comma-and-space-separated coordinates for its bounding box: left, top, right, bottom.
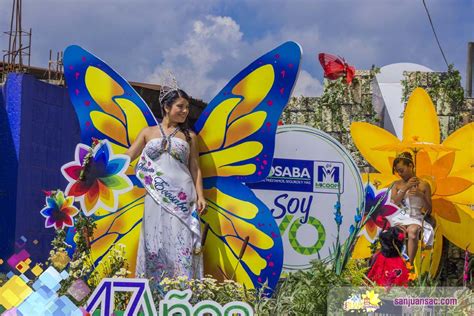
158, 70, 180, 105
395, 152, 413, 163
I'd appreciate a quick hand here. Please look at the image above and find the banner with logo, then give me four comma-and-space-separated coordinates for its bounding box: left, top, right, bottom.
248, 125, 364, 271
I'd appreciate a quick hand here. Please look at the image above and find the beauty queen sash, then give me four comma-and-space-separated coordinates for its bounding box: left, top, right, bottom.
136, 150, 202, 251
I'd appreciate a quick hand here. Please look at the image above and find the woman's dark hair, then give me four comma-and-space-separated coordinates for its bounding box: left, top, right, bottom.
392, 151, 414, 174
379, 226, 405, 258
160, 88, 192, 142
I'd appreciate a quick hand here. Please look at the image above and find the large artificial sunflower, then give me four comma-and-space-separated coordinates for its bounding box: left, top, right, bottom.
350, 88, 473, 274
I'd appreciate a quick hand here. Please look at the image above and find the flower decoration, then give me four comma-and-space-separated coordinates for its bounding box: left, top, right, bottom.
61, 140, 133, 216
348, 225, 355, 234
42, 190, 53, 197
354, 212, 362, 224
50, 250, 71, 270
40, 190, 79, 230
463, 246, 470, 285
351, 87, 473, 270
397, 232, 405, 241
362, 290, 381, 311
333, 200, 343, 225
360, 184, 398, 241
178, 192, 187, 201
144, 175, 153, 186
408, 271, 418, 281
412, 150, 471, 226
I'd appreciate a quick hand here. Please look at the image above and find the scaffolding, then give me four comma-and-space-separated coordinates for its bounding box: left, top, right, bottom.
47, 49, 64, 85
1, 0, 31, 82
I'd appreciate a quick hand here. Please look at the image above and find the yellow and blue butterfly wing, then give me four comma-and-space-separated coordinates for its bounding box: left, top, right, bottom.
195, 41, 301, 183
196, 41, 302, 291
64, 45, 157, 149
63, 45, 155, 275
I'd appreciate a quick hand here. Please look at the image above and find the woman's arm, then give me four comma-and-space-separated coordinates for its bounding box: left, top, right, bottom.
421, 181, 432, 216
189, 132, 207, 214
125, 128, 148, 162
390, 181, 405, 206
391, 177, 419, 206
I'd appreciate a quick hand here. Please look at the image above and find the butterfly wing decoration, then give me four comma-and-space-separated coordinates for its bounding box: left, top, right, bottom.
196, 41, 302, 291
318, 53, 355, 84
63, 45, 156, 274
62, 42, 302, 292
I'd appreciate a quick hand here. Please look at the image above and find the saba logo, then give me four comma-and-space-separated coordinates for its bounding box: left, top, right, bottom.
268, 158, 312, 180
313, 161, 344, 193
269, 165, 311, 179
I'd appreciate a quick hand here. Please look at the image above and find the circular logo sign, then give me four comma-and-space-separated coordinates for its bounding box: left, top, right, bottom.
248, 125, 363, 271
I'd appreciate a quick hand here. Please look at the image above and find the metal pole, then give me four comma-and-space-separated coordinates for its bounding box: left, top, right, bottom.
467, 42, 473, 98
7, 0, 15, 65
28, 28, 31, 68
17, 0, 22, 67
48, 49, 52, 81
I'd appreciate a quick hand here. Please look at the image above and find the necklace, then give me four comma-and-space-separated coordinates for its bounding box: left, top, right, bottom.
158, 123, 180, 153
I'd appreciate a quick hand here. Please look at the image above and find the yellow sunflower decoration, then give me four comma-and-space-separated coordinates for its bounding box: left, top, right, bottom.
350, 87, 473, 275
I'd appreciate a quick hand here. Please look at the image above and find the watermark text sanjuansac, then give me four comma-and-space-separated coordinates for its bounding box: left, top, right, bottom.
393, 296, 458, 308
329, 287, 471, 314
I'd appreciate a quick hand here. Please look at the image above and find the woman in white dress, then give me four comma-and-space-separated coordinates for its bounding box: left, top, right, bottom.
125, 88, 206, 288
389, 152, 434, 263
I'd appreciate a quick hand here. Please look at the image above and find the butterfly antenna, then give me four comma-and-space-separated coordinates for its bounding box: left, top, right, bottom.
201, 222, 210, 247
217, 264, 231, 280
229, 236, 250, 281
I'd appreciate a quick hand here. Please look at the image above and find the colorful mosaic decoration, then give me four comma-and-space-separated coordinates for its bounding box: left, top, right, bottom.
0, 266, 83, 315
67, 279, 91, 302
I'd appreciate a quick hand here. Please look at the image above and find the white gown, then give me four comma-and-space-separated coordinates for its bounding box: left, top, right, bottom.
389, 190, 434, 246
135, 132, 202, 289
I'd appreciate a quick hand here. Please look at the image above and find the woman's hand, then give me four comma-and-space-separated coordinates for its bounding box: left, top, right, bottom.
402, 177, 419, 192
189, 132, 207, 216
196, 197, 207, 215
407, 187, 424, 197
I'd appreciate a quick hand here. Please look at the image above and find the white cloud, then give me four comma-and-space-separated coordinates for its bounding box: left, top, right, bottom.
147, 15, 246, 101
0, 0, 471, 97
292, 70, 323, 97
147, 15, 324, 101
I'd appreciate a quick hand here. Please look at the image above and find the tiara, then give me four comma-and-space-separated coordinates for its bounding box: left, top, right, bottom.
158, 70, 180, 106
395, 152, 413, 163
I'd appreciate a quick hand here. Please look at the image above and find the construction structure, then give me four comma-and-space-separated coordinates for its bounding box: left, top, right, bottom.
1, 0, 31, 83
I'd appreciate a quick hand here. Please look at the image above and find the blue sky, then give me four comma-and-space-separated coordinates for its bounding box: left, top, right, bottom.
1, 0, 472, 101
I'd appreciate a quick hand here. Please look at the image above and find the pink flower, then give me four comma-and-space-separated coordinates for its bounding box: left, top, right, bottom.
178, 192, 187, 201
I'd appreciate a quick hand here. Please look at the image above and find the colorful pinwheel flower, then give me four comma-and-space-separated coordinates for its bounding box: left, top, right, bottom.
61, 140, 132, 216
360, 184, 398, 240
40, 190, 79, 230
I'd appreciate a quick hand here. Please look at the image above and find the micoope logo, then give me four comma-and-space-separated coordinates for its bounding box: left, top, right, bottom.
317, 163, 340, 182
313, 161, 344, 193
